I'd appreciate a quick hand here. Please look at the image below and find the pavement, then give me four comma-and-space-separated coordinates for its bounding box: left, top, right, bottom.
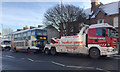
1, 50, 120, 72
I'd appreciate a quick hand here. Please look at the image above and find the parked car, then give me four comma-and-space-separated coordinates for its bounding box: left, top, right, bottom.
1, 40, 11, 51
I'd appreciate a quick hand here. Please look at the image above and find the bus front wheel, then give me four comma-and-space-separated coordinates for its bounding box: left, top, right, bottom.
27, 47, 30, 53
44, 48, 49, 55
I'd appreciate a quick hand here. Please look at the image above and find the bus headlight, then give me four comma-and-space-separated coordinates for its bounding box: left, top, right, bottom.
40, 37, 43, 39
43, 37, 46, 39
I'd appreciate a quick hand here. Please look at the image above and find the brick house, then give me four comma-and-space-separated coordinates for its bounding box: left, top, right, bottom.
43, 25, 59, 43
85, 0, 120, 43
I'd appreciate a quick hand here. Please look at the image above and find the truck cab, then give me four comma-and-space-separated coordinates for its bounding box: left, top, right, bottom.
87, 23, 118, 58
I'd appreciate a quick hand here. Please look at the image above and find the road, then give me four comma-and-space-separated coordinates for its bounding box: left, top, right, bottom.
1, 50, 120, 72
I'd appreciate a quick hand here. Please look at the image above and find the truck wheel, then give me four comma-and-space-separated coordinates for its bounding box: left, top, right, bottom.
44, 48, 49, 55
89, 48, 100, 59
50, 48, 56, 55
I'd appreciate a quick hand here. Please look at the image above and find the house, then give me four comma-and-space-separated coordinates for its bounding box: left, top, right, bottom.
43, 25, 60, 43
85, 0, 120, 43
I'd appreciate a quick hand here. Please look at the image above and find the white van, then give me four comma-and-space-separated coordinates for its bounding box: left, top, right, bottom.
1, 39, 11, 51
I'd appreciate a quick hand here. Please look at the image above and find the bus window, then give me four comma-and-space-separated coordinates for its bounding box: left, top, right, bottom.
28, 31, 31, 36
23, 32, 27, 37
37, 30, 42, 35
18, 33, 21, 40
14, 34, 18, 41
31, 30, 35, 35
43, 31, 47, 36
23, 32, 27, 39
28, 31, 31, 40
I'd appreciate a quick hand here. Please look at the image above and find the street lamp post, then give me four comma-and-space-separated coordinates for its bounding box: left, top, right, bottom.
1, 24, 3, 38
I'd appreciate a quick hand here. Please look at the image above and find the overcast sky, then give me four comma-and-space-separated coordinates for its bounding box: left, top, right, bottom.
1, 0, 120, 33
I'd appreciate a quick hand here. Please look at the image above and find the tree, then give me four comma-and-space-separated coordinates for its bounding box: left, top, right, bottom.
43, 4, 86, 36
2, 28, 13, 35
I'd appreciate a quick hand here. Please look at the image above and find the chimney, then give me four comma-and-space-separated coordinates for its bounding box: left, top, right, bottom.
30, 26, 36, 29
38, 25, 43, 28
91, 0, 98, 13
17, 29, 22, 31
23, 26, 28, 30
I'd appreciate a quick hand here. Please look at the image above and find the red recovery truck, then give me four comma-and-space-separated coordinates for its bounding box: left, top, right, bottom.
44, 23, 118, 58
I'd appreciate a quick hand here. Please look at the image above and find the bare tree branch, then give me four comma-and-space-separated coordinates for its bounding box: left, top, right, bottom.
43, 4, 86, 36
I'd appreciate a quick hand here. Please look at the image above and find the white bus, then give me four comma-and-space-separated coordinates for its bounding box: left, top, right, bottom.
11, 28, 48, 52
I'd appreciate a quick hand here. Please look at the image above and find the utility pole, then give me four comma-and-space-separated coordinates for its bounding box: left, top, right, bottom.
61, 0, 64, 36
1, 24, 3, 38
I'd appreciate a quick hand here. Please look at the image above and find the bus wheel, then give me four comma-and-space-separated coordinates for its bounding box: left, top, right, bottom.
50, 48, 56, 55
13, 48, 17, 53
27, 47, 30, 53
44, 48, 49, 55
89, 48, 100, 59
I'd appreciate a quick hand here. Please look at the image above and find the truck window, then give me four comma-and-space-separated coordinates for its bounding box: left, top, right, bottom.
107, 28, 116, 38
96, 28, 105, 36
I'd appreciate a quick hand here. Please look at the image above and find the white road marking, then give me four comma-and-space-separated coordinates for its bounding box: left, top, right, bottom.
96, 68, 110, 72
21, 58, 25, 59
114, 55, 120, 57
66, 65, 82, 68
6, 55, 15, 58
51, 61, 65, 67
113, 57, 120, 59
96, 68, 104, 71
66, 65, 95, 69
51, 61, 109, 71
35, 60, 50, 62
27, 58, 34, 62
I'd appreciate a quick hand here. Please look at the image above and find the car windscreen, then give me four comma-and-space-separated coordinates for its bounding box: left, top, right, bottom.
4, 41, 11, 45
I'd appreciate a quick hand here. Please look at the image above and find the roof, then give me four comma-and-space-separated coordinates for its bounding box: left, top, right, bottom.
84, 8, 91, 19
85, 1, 119, 19
89, 23, 115, 29
99, 1, 119, 15
13, 26, 47, 34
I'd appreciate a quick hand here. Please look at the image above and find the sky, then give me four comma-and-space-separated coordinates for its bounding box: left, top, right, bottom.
1, 0, 120, 33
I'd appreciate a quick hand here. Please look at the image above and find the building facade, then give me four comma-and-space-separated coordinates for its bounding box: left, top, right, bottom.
43, 25, 60, 43
85, 0, 120, 43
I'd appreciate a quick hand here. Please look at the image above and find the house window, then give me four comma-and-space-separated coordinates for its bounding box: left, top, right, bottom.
97, 19, 104, 24
113, 17, 118, 27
